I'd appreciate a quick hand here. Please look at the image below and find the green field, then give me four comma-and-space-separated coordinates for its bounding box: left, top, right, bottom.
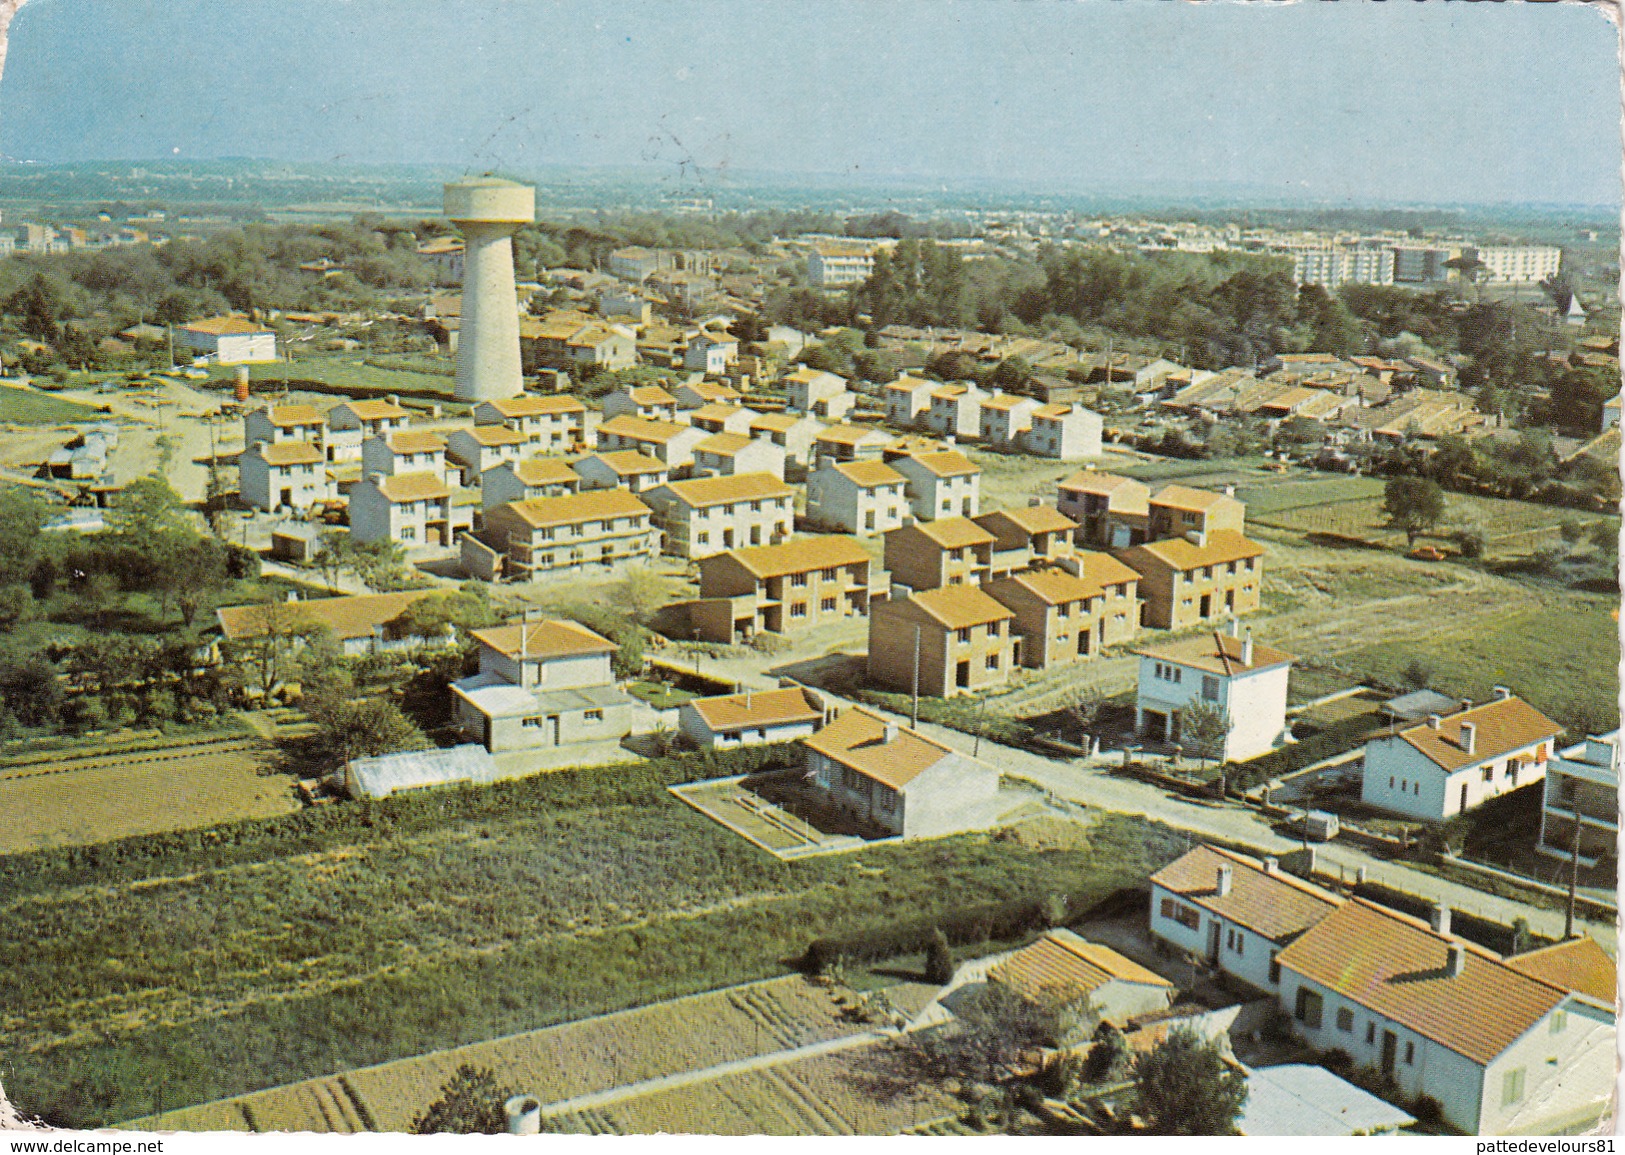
0, 386, 107, 425
0, 745, 1186, 1129
220, 357, 456, 398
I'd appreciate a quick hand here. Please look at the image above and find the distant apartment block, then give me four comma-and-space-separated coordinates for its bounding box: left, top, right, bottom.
1117, 529, 1265, 629
807, 242, 876, 288
470, 490, 658, 580
642, 471, 794, 559
691, 535, 881, 643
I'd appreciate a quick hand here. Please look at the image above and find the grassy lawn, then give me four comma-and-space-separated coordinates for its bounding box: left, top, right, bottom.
1232, 475, 1383, 516
1334, 593, 1619, 735
0, 385, 109, 425
626, 680, 699, 708
217, 358, 456, 397
0, 745, 1188, 1129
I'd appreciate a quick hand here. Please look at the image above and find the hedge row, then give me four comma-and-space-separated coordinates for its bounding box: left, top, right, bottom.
1231, 712, 1382, 792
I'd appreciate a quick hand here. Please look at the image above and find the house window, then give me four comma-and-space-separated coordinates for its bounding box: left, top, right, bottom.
985, 653, 999, 671
522, 716, 544, 728
1404, 1041, 1415, 1065
822, 568, 838, 581
1269, 953, 1281, 984
697, 532, 710, 545
1159, 898, 1200, 931
1482, 766, 1493, 782
821, 597, 836, 612
1202, 675, 1220, 702
584, 710, 603, 723
957, 627, 972, 644
790, 602, 808, 618
791, 573, 808, 587
1501, 1068, 1525, 1106
1293, 988, 1323, 1029
401, 527, 416, 541
1365, 1022, 1376, 1045
1550, 1010, 1568, 1034
1336, 1007, 1354, 1032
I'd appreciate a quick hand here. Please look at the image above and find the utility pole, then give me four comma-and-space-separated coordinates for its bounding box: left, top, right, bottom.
973, 695, 988, 758
910, 624, 921, 729
1565, 811, 1582, 940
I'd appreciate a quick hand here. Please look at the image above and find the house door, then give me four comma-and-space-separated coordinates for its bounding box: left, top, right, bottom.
279, 488, 292, 508
956, 661, 970, 689
1078, 629, 1091, 656
549, 716, 561, 746
1200, 593, 1212, 618
1206, 920, 1221, 965
1380, 1030, 1398, 1075
1459, 783, 1469, 814
1225, 590, 1235, 612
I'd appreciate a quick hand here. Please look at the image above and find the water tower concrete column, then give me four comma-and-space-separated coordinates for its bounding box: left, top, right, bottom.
444, 178, 534, 403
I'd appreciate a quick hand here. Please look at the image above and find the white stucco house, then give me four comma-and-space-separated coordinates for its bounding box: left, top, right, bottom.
804, 459, 910, 537
1359, 690, 1563, 821
238, 440, 330, 512
676, 685, 826, 750
1134, 625, 1293, 762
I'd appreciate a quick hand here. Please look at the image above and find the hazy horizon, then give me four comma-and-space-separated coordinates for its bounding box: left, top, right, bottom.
1, 0, 1619, 209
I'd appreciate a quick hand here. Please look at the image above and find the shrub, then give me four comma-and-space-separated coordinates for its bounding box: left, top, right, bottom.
1411, 1095, 1445, 1127
925, 928, 955, 984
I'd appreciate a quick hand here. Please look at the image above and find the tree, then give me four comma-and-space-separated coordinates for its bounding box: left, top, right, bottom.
1084, 1021, 1134, 1085
1401, 658, 1434, 691
609, 566, 666, 626
309, 697, 428, 765
312, 530, 352, 594
1176, 699, 1229, 773
1132, 1026, 1248, 1136
0, 487, 50, 587
924, 928, 955, 985
227, 595, 321, 697
1382, 475, 1447, 547
347, 538, 411, 591
898, 983, 1055, 1087
410, 1064, 516, 1135
106, 474, 190, 540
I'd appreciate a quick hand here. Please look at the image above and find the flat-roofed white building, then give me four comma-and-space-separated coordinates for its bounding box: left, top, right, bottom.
1537, 731, 1618, 867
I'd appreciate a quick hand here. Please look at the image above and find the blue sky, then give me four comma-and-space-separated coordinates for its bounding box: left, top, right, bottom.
0, 0, 1618, 205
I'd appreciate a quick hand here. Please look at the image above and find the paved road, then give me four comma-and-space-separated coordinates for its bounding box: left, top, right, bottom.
829, 693, 1617, 952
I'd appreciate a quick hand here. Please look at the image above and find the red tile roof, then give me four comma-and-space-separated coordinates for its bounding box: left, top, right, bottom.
1151, 845, 1340, 942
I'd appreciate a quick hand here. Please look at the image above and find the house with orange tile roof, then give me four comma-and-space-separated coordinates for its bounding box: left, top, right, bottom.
811, 423, 894, 467
473, 394, 590, 453
867, 585, 1016, 698
890, 448, 981, 522
805, 458, 909, 538
974, 505, 1078, 571
446, 425, 528, 485
1024, 402, 1103, 460
600, 383, 678, 423
179, 314, 276, 363
674, 377, 743, 410
479, 456, 581, 512
1274, 897, 1614, 1134
783, 367, 855, 422
349, 470, 471, 548
683, 331, 739, 375
984, 555, 1140, 669
883, 374, 936, 428
238, 439, 331, 512
594, 414, 708, 472
677, 685, 827, 750
922, 381, 989, 440
1147, 484, 1247, 542
686, 402, 758, 437
642, 472, 794, 559
474, 490, 657, 579
803, 706, 999, 839
361, 430, 454, 486
1134, 623, 1293, 761
690, 432, 786, 481
215, 589, 455, 659
1360, 689, 1563, 821
990, 928, 1174, 1024
570, 449, 670, 494
882, 517, 996, 592
1057, 470, 1150, 549
325, 397, 411, 462
691, 535, 882, 643
978, 391, 1042, 449
244, 403, 325, 450
747, 411, 824, 473
451, 617, 636, 752
1149, 844, 1341, 996
1115, 529, 1265, 629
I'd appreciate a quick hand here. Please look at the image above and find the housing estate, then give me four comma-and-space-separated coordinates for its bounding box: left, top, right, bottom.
469, 490, 658, 580
641, 472, 795, 559
691, 535, 881, 643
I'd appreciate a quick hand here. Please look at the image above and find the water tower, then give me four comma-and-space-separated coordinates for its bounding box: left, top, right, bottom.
444, 177, 534, 403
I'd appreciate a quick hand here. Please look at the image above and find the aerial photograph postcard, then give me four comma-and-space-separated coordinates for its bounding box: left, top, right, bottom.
0, 0, 1617, 1139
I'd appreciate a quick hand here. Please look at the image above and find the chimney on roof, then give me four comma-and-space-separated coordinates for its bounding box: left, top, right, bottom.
882, 720, 898, 743
1459, 698, 1473, 714
387, 394, 399, 405
1446, 943, 1467, 978
1185, 529, 1207, 548
366, 471, 384, 486
1241, 630, 1254, 666
431, 404, 443, 419
1223, 484, 1235, 497
1263, 856, 1279, 875
1228, 617, 1240, 639
1430, 902, 1452, 937
1426, 714, 1442, 730
1215, 864, 1233, 897
944, 435, 956, 447
1493, 685, 1511, 701
1459, 722, 1477, 756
